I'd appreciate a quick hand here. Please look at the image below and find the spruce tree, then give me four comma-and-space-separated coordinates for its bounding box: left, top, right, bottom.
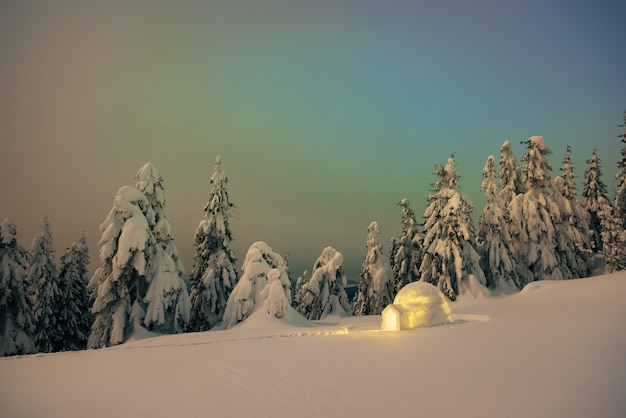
0, 219, 35, 356
477, 155, 520, 292
508, 136, 562, 285
353, 222, 394, 316
292, 270, 309, 310
615, 111, 626, 223
583, 150, 612, 253
389, 199, 422, 294
189, 155, 238, 331
90, 160, 193, 348
499, 140, 525, 208
598, 205, 626, 271
135, 162, 185, 276
58, 230, 91, 351
551, 147, 592, 278
559, 146, 578, 200
419, 155, 487, 301
294, 246, 351, 320
28, 216, 63, 353
582, 150, 624, 271
88, 186, 157, 348
135, 162, 190, 334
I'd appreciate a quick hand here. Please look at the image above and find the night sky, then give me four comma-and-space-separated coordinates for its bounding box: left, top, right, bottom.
1, 0, 624, 279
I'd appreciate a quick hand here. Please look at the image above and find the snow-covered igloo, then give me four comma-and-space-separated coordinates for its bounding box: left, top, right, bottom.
381, 281, 453, 331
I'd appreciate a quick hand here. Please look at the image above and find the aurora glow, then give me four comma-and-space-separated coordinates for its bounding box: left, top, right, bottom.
1, 0, 624, 278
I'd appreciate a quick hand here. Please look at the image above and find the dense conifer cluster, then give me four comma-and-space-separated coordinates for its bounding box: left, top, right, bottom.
2, 114, 626, 355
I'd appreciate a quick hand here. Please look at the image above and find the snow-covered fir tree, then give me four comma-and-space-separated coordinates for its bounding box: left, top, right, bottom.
88, 186, 156, 348
582, 150, 615, 252
353, 222, 394, 315
136, 162, 185, 276
582, 150, 624, 271
135, 162, 190, 334
294, 246, 352, 320
282, 250, 295, 294
551, 147, 592, 278
57, 230, 91, 351
89, 161, 193, 348
419, 155, 487, 301
508, 136, 563, 285
499, 140, 525, 208
188, 155, 238, 331
599, 206, 626, 272
292, 269, 309, 310
582, 150, 609, 252
477, 155, 520, 292
0, 219, 35, 356
559, 146, 578, 201
27, 216, 63, 353
222, 242, 291, 327
389, 198, 422, 294
615, 111, 626, 223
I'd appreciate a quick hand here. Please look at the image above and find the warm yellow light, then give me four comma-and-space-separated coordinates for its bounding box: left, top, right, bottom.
381, 282, 453, 331
382, 307, 399, 331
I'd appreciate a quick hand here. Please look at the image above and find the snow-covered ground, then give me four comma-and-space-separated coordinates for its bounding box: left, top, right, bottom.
2, 272, 625, 418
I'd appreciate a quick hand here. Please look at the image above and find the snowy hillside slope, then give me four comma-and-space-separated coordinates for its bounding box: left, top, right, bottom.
1, 272, 625, 418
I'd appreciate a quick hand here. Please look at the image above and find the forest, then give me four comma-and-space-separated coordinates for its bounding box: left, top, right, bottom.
1, 114, 626, 356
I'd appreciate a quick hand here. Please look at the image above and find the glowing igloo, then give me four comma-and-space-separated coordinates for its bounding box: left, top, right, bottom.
381, 281, 453, 331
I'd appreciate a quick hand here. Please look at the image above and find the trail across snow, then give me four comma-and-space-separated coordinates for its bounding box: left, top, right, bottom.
1, 272, 625, 418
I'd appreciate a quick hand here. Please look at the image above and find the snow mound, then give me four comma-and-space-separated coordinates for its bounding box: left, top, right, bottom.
228, 268, 313, 332
222, 242, 294, 328
382, 281, 453, 331
235, 302, 315, 332
458, 274, 493, 299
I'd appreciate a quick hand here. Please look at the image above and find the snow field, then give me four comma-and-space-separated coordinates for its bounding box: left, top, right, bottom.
1, 272, 625, 418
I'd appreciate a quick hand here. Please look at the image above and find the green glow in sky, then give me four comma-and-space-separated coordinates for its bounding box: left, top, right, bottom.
1, 0, 624, 278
